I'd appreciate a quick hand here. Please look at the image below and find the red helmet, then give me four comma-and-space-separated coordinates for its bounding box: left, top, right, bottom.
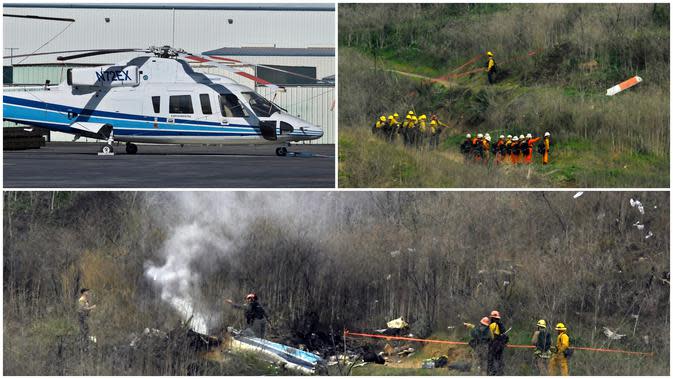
480, 317, 491, 326
245, 293, 257, 301
490, 310, 501, 319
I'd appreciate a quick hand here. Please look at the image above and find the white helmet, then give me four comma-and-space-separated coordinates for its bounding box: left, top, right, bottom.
466, 133, 472, 138
507, 134, 512, 139
544, 132, 551, 137
485, 135, 491, 142
519, 134, 525, 140
526, 133, 532, 138
485, 133, 491, 138
499, 135, 505, 139
512, 136, 519, 141
477, 133, 484, 138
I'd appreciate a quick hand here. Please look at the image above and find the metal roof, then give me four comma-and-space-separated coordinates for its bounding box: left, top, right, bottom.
204, 47, 334, 57
4, 3, 334, 11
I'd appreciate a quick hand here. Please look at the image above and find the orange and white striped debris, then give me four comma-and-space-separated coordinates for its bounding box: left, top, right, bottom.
606, 76, 642, 96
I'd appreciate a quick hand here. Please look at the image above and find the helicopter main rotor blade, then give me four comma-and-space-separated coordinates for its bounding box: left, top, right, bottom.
182, 53, 281, 91
207, 56, 323, 84
4, 14, 75, 22
3, 48, 145, 60
57, 49, 149, 61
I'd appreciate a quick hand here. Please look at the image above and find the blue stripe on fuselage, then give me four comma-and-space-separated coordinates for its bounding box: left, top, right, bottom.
3, 95, 240, 127
3, 95, 261, 135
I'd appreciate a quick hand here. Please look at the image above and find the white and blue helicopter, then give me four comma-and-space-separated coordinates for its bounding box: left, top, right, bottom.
3, 45, 325, 155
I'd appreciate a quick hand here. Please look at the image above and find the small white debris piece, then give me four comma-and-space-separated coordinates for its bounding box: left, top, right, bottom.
630, 198, 645, 214
573, 192, 584, 199
645, 231, 654, 239
386, 274, 392, 280
654, 205, 657, 209
636, 224, 645, 231
503, 280, 510, 286
390, 250, 400, 257
602, 327, 626, 340
407, 248, 416, 253
597, 212, 605, 220
447, 325, 455, 329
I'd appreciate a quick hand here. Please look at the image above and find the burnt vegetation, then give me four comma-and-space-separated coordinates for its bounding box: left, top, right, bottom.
3, 191, 670, 375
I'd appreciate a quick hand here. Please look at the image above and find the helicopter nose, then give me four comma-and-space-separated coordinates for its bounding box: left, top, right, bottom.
302, 124, 323, 139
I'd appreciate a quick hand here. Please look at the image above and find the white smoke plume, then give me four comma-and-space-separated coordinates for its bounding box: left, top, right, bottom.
144, 193, 249, 334
143, 192, 332, 334
146, 222, 233, 334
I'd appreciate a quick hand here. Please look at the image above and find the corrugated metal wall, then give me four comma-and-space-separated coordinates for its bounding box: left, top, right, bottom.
3, 6, 334, 65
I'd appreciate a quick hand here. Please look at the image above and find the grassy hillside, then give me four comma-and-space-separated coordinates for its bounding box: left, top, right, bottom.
338, 4, 669, 188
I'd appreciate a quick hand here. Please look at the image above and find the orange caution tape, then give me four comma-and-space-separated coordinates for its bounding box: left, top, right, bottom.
344, 330, 654, 357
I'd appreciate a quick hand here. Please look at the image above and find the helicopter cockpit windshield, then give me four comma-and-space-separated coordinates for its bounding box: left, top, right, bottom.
241, 91, 281, 118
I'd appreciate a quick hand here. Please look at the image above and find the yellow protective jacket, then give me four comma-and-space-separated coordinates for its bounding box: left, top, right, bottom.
489, 322, 501, 338
375, 121, 386, 129
556, 332, 570, 355
487, 58, 496, 73
419, 121, 427, 133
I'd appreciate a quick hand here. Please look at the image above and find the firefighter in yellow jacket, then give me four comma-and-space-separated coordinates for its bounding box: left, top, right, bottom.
486, 51, 497, 84
549, 322, 571, 376
373, 115, 386, 135
542, 132, 551, 165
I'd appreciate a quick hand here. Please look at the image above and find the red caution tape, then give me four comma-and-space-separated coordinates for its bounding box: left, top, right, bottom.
436, 48, 545, 82
344, 330, 654, 356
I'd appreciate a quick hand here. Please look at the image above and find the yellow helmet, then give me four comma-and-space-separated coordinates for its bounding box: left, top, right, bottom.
406, 114, 412, 120
408, 110, 415, 116
388, 115, 394, 120
487, 51, 494, 57
537, 319, 547, 328
555, 323, 567, 331
379, 116, 386, 122
420, 114, 427, 120
393, 113, 399, 118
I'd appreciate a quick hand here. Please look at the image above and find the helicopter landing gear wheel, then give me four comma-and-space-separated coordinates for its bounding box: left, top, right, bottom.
98, 128, 115, 155
100, 144, 114, 154
125, 142, 138, 154
276, 147, 288, 156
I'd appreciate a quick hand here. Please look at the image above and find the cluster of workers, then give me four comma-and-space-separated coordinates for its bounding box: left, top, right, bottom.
372, 111, 447, 149
469, 310, 572, 376
461, 132, 551, 165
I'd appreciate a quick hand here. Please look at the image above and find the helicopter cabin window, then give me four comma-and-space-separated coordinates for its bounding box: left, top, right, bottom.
151, 96, 160, 113
219, 94, 247, 118
169, 95, 193, 114
199, 94, 212, 115
241, 92, 280, 118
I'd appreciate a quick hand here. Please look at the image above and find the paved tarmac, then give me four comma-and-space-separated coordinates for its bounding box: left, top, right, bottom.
4, 142, 335, 188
